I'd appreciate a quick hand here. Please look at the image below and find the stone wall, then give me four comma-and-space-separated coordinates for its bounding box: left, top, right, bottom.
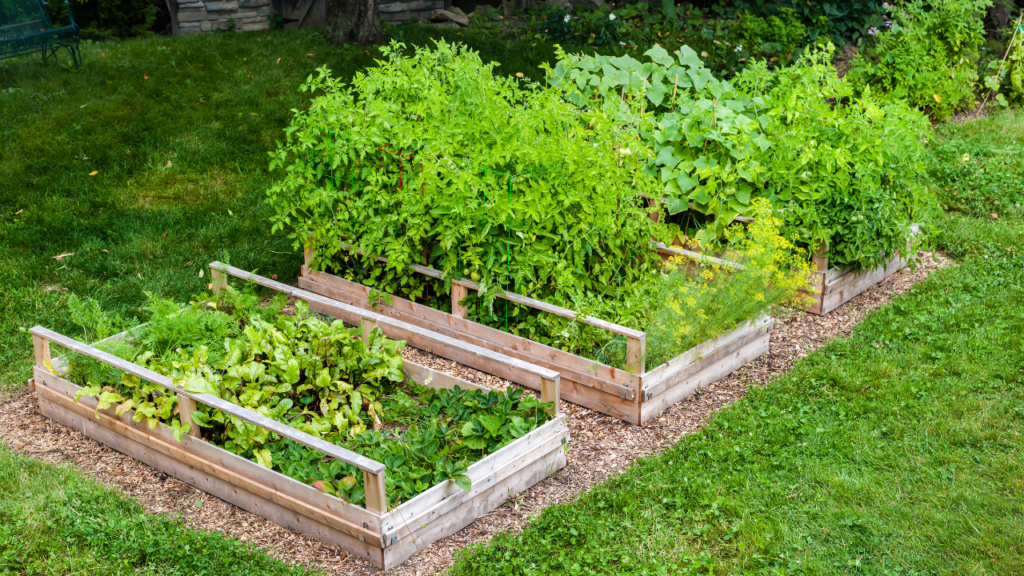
378, 0, 449, 22
177, 0, 273, 34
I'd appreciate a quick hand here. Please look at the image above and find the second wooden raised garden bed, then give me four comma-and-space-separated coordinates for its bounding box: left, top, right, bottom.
30, 263, 568, 570
298, 252, 773, 425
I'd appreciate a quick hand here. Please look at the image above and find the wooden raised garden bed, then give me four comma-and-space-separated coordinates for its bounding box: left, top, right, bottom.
298, 251, 773, 425
29, 263, 568, 571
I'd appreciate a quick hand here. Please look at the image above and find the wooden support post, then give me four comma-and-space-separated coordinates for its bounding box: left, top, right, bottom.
361, 318, 379, 343
177, 394, 198, 438
32, 334, 51, 368
540, 376, 560, 418
451, 283, 469, 318
304, 244, 313, 268
210, 267, 227, 296
363, 470, 388, 514
626, 335, 646, 376
31, 334, 51, 392
812, 242, 829, 272
648, 197, 662, 224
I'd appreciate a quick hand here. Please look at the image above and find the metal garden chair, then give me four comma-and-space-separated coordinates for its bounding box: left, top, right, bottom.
0, 0, 81, 69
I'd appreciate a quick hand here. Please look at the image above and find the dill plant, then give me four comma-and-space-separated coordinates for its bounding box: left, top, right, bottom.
600, 199, 812, 368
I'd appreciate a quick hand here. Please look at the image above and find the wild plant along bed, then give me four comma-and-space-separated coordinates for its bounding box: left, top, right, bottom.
29, 263, 567, 569
267, 43, 812, 423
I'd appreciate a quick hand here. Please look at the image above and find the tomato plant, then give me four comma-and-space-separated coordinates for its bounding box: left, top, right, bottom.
266, 40, 664, 310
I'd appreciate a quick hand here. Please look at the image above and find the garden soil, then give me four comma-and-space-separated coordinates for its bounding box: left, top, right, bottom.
0, 252, 951, 576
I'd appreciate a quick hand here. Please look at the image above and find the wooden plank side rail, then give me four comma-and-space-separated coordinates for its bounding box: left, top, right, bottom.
315, 243, 648, 375
209, 262, 562, 389
35, 377, 385, 547
28, 325, 389, 513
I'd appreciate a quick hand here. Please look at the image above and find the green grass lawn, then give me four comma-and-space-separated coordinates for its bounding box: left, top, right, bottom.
3, 27, 1024, 576
0, 27, 558, 575
0, 444, 316, 575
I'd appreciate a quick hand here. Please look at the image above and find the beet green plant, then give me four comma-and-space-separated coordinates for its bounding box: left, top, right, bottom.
65, 286, 553, 508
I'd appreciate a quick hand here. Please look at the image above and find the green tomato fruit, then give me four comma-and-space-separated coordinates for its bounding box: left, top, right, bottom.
470, 271, 481, 282
462, 268, 471, 277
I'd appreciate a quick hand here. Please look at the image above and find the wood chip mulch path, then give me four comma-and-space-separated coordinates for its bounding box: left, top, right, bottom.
0, 252, 951, 575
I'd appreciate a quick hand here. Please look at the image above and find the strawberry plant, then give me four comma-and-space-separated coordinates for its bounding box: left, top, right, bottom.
66, 286, 553, 508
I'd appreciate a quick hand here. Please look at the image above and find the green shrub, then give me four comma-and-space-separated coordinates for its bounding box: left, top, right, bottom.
846, 0, 991, 120
49, 0, 158, 39
983, 22, 1024, 105
715, 0, 889, 44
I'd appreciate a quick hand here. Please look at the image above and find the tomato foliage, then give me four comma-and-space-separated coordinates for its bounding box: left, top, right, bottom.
266, 40, 663, 309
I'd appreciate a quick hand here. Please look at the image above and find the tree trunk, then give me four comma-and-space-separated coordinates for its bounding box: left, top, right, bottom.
324, 0, 382, 45
986, 0, 1012, 39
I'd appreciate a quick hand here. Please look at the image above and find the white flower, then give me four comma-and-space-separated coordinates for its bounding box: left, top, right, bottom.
563, 14, 570, 23
734, 45, 742, 52
620, 148, 632, 155
609, 13, 616, 20
620, 41, 626, 46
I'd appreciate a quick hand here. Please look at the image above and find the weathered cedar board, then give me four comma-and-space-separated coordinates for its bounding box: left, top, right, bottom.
798, 250, 910, 315
300, 266, 773, 424
30, 327, 568, 571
